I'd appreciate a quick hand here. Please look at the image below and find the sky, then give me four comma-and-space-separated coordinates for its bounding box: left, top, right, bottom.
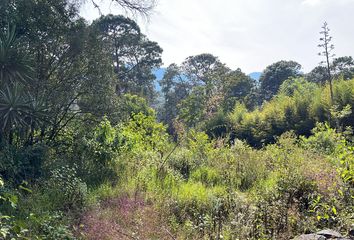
80, 0, 354, 73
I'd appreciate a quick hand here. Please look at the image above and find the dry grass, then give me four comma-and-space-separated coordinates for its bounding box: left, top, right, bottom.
78, 194, 175, 240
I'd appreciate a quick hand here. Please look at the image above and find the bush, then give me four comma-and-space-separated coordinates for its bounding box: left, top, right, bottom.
301, 122, 342, 154
169, 182, 229, 239
190, 167, 221, 187
0, 144, 47, 185
0, 177, 27, 239
27, 212, 76, 240
0, 178, 75, 240
46, 165, 87, 213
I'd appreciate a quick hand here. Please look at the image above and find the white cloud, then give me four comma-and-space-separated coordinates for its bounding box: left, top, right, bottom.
81, 0, 354, 73
302, 0, 322, 6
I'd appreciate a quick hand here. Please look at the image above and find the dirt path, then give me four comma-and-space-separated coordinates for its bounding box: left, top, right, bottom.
79, 195, 175, 240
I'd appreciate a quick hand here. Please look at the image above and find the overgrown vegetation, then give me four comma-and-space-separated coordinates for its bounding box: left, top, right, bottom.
1, 0, 354, 239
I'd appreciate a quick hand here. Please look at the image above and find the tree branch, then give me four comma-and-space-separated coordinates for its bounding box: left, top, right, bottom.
91, 0, 102, 15
112, 0, 157, 18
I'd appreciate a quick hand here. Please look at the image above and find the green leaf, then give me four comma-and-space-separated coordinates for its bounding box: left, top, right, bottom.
332, 206, 337, 215
19, 185, 32, 193
8, 195, 18, 208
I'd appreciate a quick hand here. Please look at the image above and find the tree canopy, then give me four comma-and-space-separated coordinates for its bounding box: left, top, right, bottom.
259, 60, 302, 101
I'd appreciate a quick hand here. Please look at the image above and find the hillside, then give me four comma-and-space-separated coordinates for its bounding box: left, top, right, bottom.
1, 1, 354, 240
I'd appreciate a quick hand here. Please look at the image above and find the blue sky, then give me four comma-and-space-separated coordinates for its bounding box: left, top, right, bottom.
81, 0, 354, 73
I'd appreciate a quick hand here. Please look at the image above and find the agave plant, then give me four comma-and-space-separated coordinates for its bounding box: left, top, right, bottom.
0, 83, 32, 131
0, 26, 40, 139
0, 26, 33, 85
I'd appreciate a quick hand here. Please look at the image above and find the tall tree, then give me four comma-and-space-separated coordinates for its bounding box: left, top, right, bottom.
331, 56, 354, 80
77, 22, 118, 122
178, 86, 206, 128
307, 56, 354, 84
161, 54, 255, 131
1, 0, 162, 144
259, 60, 302, 101
222, 68, 255, 111
181, 53, 225, 87
93, 14, 162, 102
306, 66, 328, 84
159, 64, 190, 133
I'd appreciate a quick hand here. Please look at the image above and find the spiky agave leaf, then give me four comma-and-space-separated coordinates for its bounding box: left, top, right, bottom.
26, 93, 49, 127
0, 26, 33, 85
0, 83, 32, 131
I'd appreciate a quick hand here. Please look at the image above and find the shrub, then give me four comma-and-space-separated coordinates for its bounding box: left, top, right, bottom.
190, 167, 221, 187
27, 212, 76, 240
0, 177, 28, 239
46, 165, 87, 213
0, 144, 47, 185
301, 122, 342, 154
169, 182, 229, 238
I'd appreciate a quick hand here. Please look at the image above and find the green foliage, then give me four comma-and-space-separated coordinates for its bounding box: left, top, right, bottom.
248, 134, 325, 238
116, 94, 155, 121
222, 69, 255, 112
0, 144, 47, 184
307, 56, 354, 84
93, 14, 163, 101
46, 165, 87, 212
173, 182, 226, 210
279, 77, 317, 97
159, 63, 190, 133
26, 212, 76, 240
332, 56, 354, 80
1, 1, 354, 239
335, 141, 354, 200
71, 117, 121, 186
260, 60, 302, 101
0, 25, 32, 84
160, 54, 256, 136
178, 86, 206, 128
169, 182, 229, 239
0, 178, 71, 240
227, 78, 354, 146
121, 112, 169, 153
306, 65, 329, 84
203, 110, 229, 138
190, 167, 221, 187
181, 53, 225, 87
0, 84, 31, 132
332, 79, 354, 126
0, 177, 26, 240
301, 122, 342, 154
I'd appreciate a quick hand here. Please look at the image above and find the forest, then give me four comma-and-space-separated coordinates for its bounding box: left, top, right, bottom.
0, 0, 354, 239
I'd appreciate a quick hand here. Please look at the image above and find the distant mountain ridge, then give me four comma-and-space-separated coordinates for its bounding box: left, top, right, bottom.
249, 72, 262, 81
152, 68, 262, 92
